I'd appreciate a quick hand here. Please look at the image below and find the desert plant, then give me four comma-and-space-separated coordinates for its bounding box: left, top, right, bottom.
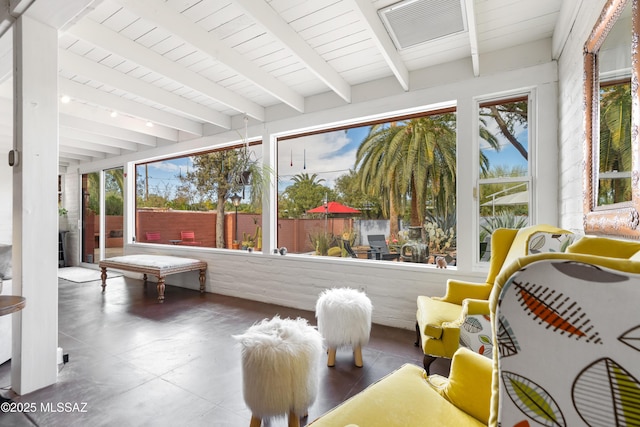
309, 230, 334, 256
480, 214, 528, 237
424, 209, 456, 253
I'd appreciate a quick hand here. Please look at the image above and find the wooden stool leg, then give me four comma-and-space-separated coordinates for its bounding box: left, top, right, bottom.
327, 348, 337, 367
353, 345, 363, 367
288, 411, 300, 427
249, 415, 261, 427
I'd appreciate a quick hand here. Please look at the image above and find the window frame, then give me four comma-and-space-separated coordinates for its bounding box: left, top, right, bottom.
272, 104, 458, 265
131, 140, 263, 249
475, 92, 535, 266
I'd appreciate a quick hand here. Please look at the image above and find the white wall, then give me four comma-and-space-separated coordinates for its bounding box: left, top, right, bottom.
0, 97, 12, 244
557, 1, 608, 233
75, 39, 560, 330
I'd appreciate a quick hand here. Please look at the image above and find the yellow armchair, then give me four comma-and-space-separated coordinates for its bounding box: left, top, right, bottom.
310, 238, 640, 427
416, 224, 573, 373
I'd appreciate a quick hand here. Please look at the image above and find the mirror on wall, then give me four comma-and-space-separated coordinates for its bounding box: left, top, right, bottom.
584, 0, 640, 237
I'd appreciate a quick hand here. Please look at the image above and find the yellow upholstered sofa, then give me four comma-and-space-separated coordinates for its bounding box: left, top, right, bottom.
310, 236, 640, 427
416, 224, 573, 372
308, 346, 492, 427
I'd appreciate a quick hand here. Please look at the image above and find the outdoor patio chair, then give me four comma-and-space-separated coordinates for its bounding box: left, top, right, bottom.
342, 240, 373, 259
366, 235, 400, 261
180, 231, 202, 246
145, 232, 161, 243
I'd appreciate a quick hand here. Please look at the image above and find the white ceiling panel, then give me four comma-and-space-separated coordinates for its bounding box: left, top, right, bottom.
1, 0, 564, 164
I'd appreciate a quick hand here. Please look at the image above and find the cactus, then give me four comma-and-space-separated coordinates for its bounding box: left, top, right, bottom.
254, 225, 262, 251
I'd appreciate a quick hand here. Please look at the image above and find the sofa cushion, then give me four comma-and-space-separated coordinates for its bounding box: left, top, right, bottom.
308, 363, 486, 427
438, 347, 492, 425
416, 296, 462, 339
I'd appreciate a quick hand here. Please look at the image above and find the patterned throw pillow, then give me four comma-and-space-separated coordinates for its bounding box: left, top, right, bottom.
459, 232, 575, 358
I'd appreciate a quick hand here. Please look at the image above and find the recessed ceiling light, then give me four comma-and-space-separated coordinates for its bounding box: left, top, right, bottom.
110, 111, 118, 118
60, 95, 71, 104
145, 121, 154, 127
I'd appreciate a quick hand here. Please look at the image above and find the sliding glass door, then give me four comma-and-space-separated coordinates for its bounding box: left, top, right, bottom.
81, 167, 124, 264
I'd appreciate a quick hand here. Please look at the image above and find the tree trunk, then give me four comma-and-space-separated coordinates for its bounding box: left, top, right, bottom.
410, 178, 421, 226
489, 105, 528, 160
389, 188, 400, 237
216, 189, 226, 248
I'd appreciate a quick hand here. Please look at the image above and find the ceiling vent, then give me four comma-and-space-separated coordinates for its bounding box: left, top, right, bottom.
378, 0, 468, 50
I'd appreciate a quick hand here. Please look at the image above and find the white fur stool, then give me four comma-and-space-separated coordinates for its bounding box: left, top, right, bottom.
315, 287, 372, 367
234, 316, 323, 427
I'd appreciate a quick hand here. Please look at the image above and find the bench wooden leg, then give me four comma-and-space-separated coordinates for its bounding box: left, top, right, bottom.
156, 277, 165, 303
199, 268, 206, 293
100, 267, 107, 291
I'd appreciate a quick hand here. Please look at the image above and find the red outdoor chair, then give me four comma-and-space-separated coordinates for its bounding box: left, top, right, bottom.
180, 231, 202, 246
145, 232, 161, 243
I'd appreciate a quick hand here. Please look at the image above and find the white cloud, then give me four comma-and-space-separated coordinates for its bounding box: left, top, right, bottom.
278, 130, 357, 191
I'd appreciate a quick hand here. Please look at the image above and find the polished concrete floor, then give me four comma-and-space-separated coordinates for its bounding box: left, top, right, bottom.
0, 273, 450, 426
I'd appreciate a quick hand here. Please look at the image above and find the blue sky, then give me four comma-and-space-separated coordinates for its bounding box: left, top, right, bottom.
480, 128, 529, 174
139, 120, 528, 200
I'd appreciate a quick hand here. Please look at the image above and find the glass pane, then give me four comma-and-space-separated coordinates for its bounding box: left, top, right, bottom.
478, 181, 529, 261
104, 168, 124, 258
479, 99, 528, 178
277, 112, 457, 266
598, 80, 632, 205
134, 144, 263, 249
81, 172, 99, 264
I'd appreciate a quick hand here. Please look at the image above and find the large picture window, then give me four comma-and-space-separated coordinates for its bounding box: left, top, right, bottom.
477, 96, 530, 261
134, 142, 264, 250
276, 108, 457, 266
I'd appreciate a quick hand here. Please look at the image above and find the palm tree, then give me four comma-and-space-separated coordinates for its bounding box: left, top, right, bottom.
356, 114, 457, 232
291, 172, 325, 186
355, 123, 403, 235
282, 173, 333, 216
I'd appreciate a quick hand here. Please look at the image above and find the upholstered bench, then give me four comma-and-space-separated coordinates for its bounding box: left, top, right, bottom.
99, 254, 207, 302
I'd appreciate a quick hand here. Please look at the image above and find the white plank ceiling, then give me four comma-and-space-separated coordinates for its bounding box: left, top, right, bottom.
0, 0, 564, 166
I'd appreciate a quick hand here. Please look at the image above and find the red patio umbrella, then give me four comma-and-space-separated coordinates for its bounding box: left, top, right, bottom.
307, 201, 361, 215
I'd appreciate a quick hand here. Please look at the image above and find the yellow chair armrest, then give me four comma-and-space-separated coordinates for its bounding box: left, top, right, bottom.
433, 347, 492, 425
439, 279, 492, 305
